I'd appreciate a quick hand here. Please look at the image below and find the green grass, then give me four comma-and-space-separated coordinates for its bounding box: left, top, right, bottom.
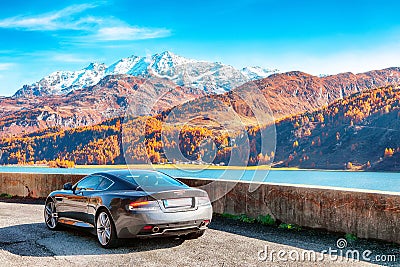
278, 223, 302, 231
220, 213, 256, 223
345, 233, 358, 242
239, 215, 256, 223
219, 213, 309, 233
257, 214, 276, 226
220, 213, 278, 225
220, 213, 306, 232
0, 193, 12, 199
220, 213, 241, 220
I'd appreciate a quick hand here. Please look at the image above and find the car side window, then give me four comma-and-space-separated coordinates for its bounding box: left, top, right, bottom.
75, 175, 103, 191
97, 177, 113, 190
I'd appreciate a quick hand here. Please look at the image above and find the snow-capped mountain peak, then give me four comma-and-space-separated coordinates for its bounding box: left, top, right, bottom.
105, 55, 141, 75
150, 51, 195, 76
241, 66, 279, 80
13, 51, 279, 97
152, 51, 196, 65
84, 62, 106, 71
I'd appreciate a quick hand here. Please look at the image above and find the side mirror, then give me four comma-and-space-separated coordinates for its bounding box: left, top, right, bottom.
63, 182, 73, 190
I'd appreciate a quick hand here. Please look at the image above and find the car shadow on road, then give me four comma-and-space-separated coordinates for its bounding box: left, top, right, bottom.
0, 222, 185, 257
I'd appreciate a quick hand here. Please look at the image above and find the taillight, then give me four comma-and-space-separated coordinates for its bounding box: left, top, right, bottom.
129, 201, 149, 208
142, 225, 153, 231
197, 196, 211, 206
128, 200, 159, 211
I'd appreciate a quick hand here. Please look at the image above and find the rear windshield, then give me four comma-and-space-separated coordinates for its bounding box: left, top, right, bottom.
120, 172, 187, 188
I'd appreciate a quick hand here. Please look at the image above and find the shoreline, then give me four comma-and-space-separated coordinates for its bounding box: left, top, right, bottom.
0, 164, 398, 173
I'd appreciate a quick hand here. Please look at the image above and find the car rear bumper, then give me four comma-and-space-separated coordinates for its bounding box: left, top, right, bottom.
136, 224, 207, 238
114, 204, 213, 238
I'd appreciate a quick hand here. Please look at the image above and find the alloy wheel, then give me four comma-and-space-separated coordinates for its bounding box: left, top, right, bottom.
97, 211, 112, 246
44, 201, 58, 229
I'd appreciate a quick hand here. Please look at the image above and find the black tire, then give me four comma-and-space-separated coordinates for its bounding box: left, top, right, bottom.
44, 199, 61, 230
183, 230, 205, 240
96, 209, 118, 248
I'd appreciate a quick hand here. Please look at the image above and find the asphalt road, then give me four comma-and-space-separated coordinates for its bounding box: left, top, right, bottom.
0, 201, 398, 267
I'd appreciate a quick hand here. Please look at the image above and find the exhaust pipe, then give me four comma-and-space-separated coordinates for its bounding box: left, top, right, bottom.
200, 220, 210, 228
152, 226, 160, 233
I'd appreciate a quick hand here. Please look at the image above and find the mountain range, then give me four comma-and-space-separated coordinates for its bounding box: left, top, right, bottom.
0, 51, 398, 170
13, 51, 278, 97
1, 84, 398, 171
1, 51, 400, 141
0, 75, 204, 137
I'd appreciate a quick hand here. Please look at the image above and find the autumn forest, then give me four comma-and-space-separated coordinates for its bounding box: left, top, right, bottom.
0, 85, 398, 171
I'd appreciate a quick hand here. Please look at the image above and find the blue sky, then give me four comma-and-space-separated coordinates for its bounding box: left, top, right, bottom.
0, 0, 400, 95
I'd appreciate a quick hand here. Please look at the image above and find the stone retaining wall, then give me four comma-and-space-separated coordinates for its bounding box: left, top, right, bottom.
0, 172, 399, 244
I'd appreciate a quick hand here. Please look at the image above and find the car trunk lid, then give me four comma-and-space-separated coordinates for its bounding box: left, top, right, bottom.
148, 188, 207, 212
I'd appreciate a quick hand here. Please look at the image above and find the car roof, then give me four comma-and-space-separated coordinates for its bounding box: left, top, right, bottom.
86, 169, 187, 191
87, 169, 163, 190
92, 169, 164, 183
94, 169, 160, 177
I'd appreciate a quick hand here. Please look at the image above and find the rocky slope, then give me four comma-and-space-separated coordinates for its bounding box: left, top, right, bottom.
0, 75, 204, 137
4, 50, 400, 140
171, 67, 400, 123
228, 67, 400, 118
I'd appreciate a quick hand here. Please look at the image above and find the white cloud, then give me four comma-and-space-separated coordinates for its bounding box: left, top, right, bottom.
0, 3, 172, 42
22, 51, 97, 64
95, 26, 171, 41
52, 53, 92, 63
0, 4, 97, 31
0, 63, 15, 71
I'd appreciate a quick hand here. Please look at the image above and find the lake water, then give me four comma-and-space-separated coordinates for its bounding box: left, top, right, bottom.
0, 166, 399, 193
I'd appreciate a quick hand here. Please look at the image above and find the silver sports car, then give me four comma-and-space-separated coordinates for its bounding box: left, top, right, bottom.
44, 170, 213, 248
